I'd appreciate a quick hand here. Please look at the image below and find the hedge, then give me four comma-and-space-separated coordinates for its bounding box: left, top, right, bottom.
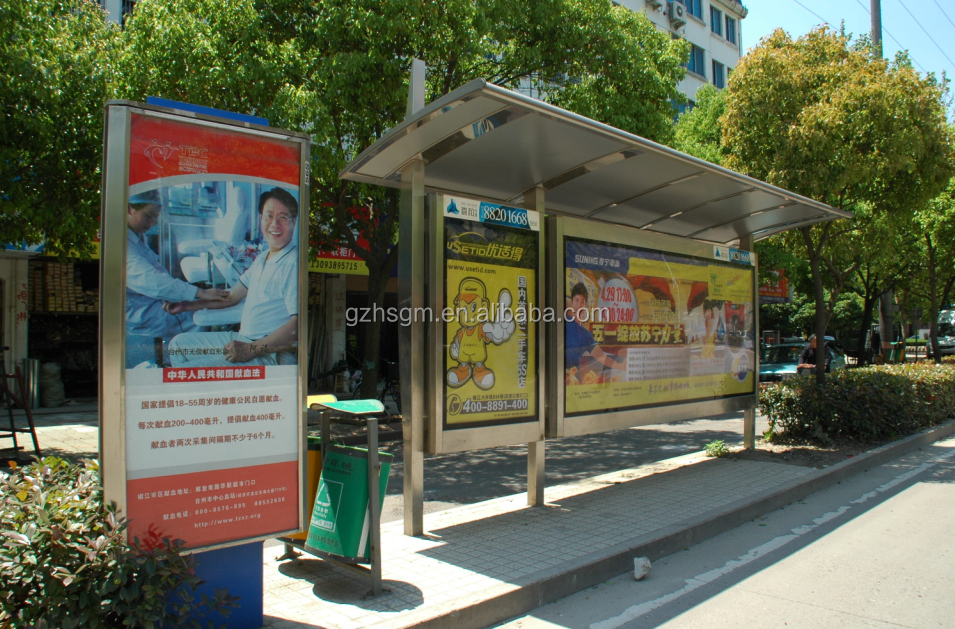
0, 457, 236, 628
759, 362, 955, 443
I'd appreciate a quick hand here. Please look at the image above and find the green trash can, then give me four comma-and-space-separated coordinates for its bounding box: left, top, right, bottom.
304, 444, 392, 563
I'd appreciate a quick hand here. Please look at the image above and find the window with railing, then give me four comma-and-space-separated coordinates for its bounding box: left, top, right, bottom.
712, 60, 725, 88
121, 0, 136, 26
726, 17, 737, 45
686, 44, 705, 78
710, 6, 722, 36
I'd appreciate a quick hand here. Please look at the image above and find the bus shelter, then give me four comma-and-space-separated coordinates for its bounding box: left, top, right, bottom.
340, 76, 849, 536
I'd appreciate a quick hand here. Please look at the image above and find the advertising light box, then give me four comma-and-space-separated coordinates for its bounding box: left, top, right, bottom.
100, 102, 310, 550
550, 217, 757, 437
428, 195, 544, 454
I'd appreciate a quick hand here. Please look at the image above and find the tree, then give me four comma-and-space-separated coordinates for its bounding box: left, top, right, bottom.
0, 0, 117, 256
722, 27, 954, 382
672, 84, 729, 165
120, 0, 689, 397
908, 178, 955, 363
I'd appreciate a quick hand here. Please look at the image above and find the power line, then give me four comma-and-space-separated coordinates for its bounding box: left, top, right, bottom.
790, 0, 830, 26
932, 0, 955, 34
853, 0, 927, 73
895, 0, 955, 71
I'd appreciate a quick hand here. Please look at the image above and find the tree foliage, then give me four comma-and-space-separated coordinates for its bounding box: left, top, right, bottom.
672, 84, 728, 165
0, 0, 117, 256
115, 0, 688, 393
722, 27, 954, 381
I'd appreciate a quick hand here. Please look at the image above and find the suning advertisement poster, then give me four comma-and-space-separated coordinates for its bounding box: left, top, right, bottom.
564, 238, 755, 416
120, 110, 304, 548
442, 196, 539, 429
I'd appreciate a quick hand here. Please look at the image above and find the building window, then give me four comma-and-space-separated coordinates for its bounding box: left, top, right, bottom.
121, 0, 136, 25
685, 0, 702, 18
726, 17, 737, 45
712, 60, 725, 89
686, 44, 705, 78
710, 7, 722, 36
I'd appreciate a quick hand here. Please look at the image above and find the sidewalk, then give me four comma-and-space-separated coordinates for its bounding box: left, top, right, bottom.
13, 409, 955, 629
262, 452, 811, 629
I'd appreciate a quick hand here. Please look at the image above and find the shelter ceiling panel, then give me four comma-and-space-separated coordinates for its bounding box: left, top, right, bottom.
544, 152, 700, 217
650, 189, 786, 237
689, 204, 826, 242
611, 173, 753, 229
421, 114, 629, 203
353, 97, 511, 179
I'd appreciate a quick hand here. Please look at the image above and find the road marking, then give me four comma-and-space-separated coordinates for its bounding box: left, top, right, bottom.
590, 445, 955, 629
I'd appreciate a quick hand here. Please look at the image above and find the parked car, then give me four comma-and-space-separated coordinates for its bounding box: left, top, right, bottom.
759, 337, 846, 382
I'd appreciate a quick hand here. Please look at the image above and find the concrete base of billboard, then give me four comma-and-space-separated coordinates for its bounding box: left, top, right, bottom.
194, 541, 263, 628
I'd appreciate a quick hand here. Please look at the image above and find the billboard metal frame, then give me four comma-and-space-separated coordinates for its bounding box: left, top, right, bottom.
99, 100, 311, 553
545, 215, 759, 439
426, 193, 546, 455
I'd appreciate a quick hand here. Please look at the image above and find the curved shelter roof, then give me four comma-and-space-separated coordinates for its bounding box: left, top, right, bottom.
340, 79, 849, 244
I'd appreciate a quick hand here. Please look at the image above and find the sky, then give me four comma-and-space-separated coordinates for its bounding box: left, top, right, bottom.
740, 0, 955, 86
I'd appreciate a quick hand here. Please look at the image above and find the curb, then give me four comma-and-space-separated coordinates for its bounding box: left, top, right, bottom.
377, 419, 955, 629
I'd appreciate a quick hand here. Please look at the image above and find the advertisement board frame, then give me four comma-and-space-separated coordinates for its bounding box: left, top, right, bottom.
546, 215, 759, 439
99, 100, 311, 552
427, 193, 546, 455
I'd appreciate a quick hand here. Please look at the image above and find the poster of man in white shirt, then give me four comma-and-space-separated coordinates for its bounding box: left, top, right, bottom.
165, 187, 300, 367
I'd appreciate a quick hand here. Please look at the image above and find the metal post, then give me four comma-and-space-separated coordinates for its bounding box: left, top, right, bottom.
739, 233, 757, 450
870, 0, 882, 57
366, 417, 382, 596
524, 187, 546, 506
743, 408, 756, 449
99, 105, 131, 519
399, 60, 428, 537
320, 410, 330, 465
399, 158, 426, 536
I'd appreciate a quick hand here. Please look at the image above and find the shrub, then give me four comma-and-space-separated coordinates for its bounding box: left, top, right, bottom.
759, 363, 955, 443
705, 440, 729, 457
0, 457, 236, 628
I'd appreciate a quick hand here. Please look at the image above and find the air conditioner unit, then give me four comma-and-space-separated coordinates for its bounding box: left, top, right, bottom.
668, 1, 687, 28
647, 0, 664, 8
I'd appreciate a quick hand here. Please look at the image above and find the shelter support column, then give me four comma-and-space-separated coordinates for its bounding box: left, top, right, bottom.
525, 187, 546, 506
739, 233, 757, 449
399, 159, 426, 536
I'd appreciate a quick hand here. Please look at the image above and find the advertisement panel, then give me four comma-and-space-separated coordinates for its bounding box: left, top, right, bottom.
308, 245, 369, 275
118, 110, 304, 549
441, 196, 539, 429
564, 238, 755, 416
759, 269, 791, 304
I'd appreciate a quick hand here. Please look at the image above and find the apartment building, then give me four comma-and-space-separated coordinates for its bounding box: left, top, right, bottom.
620, 0, 748, 105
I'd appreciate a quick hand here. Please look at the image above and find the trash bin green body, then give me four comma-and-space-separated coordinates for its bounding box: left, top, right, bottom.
304, 444, 392, 562
287, 436, 322, 541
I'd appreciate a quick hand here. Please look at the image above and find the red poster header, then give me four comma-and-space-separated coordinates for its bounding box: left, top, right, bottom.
163, 367, 266, 383
129, 113, 300, 187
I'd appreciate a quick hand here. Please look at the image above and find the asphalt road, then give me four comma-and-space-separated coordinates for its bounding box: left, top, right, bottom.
378, 411, 771, 524
492, 436, 955, 629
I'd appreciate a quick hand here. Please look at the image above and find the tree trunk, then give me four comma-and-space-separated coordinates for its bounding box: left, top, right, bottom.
802, 227, 828, 386
359, 263, 389, 400
878, 291, 894, 361
926, 235, 941, 364
856, 294, 876, 362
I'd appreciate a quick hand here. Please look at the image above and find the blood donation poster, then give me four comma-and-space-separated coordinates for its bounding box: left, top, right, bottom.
442, 196, 538, 429
564, 238, 755, 416
120, 111, 303, 548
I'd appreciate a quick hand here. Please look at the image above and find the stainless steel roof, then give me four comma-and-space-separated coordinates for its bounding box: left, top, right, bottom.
340, 79, 850, 243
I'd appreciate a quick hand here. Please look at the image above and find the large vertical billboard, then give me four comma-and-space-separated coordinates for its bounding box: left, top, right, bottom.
564, 238, 755, 416
441, 196, 539, 429
104, 104, 308, 549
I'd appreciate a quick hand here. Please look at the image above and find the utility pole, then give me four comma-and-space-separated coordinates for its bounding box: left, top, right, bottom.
871, 0, 882, 57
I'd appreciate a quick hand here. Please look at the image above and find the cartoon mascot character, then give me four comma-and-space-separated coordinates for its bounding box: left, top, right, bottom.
448, 277, 516, 390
